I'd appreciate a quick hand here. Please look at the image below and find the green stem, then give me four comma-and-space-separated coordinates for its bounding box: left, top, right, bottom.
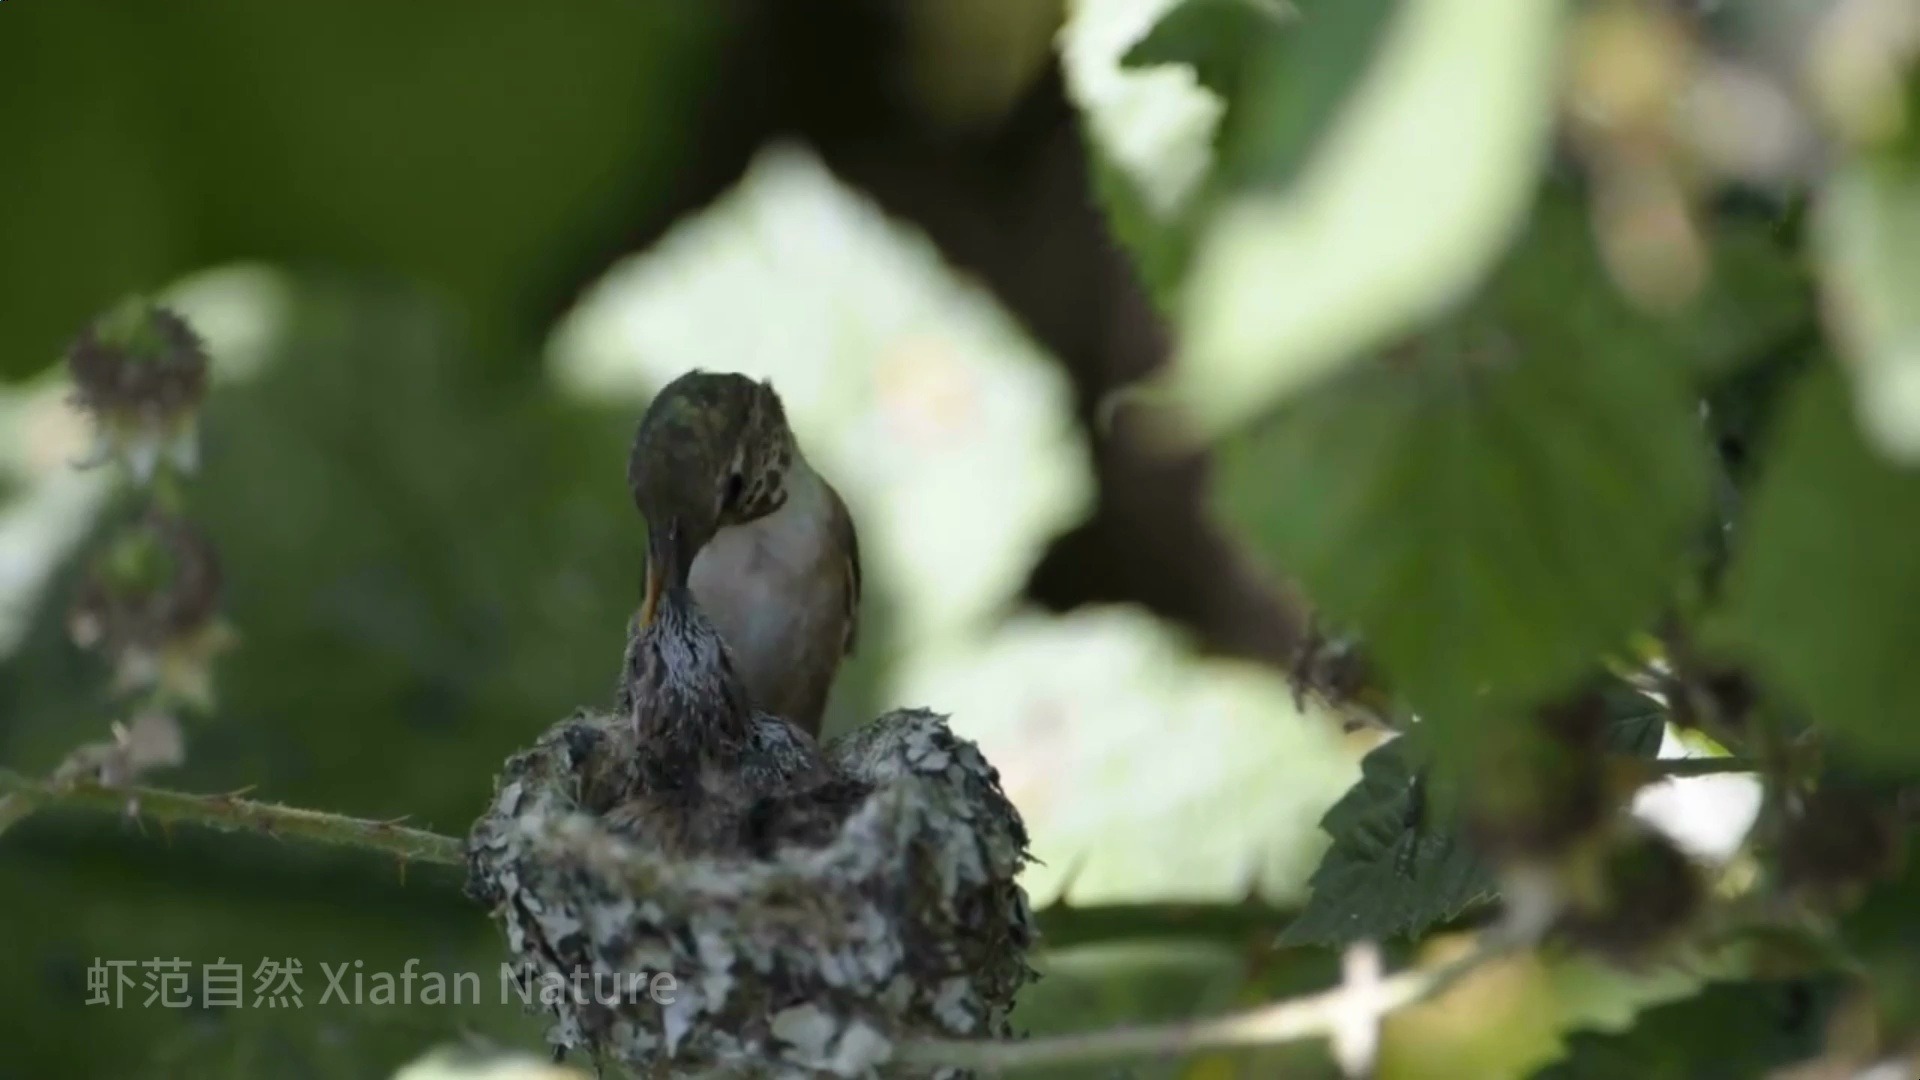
0, 793, 36, 838
1645, 756, 1758, 779
1035, 899, 1301, 950
0, 769, 464, 867
903, 933, 1519, 1070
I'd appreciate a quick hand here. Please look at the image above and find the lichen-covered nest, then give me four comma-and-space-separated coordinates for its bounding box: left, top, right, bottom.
466, 707, 1036, 1078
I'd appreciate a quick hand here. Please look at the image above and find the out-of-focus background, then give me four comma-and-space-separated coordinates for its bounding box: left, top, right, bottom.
0, 3, 1369, 1074
0, 0, 1839, 1076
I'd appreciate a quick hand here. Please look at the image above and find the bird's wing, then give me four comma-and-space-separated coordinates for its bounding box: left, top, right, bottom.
828, 482, 862, 656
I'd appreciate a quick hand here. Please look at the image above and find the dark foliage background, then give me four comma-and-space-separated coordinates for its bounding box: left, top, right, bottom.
4, 1, 1916, 1077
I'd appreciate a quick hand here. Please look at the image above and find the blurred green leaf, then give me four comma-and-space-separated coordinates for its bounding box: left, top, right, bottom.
1684, 211, 1813, 379
1085, 0, 1398, 309
1277, 734, 1494, 947
1208, 0, 1399, 190
1107, 0, 1394, 307
1120, 0, 1292, 101
1087, 149, 1201, 310
1838, 837, 1920, 1029
1531, 979, 1837, 1079
1723, 363, 1920, 765
0, 0, 718, 382
1216, 194, 1712, 719
1170, 0, 1564, 436
1815, 156, 1920, 463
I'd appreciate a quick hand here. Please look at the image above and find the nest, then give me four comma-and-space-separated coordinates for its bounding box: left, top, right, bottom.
466, 707, 1036, 1078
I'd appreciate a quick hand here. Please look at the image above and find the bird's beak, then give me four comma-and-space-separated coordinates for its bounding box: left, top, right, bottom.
639, 517, 689, 628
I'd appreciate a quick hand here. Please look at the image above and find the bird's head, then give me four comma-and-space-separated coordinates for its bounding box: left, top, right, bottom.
627, 371, 798, 626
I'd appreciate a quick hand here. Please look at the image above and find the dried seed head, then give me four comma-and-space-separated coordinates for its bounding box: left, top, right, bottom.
69, 515, 230, 705
67, 300, 209, 417
1556, 827, 1703, 963
66, 299, 210, 480
1780, 782, 1904, 904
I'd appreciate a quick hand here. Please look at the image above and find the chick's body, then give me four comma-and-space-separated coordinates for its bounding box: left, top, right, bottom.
609, 579, 860, 859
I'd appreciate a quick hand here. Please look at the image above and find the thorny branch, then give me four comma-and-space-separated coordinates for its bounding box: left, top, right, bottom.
0, 768, 463, 867
0, 769, 1643, 1072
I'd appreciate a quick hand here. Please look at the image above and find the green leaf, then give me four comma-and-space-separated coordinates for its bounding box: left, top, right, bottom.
1532, 979, 1838, 1079
1087, 143, 1201, 313
1280, 689, 1665, 947
1277, 733, 1494, 947
1214, 0, 1401, 190
1082, 0, 1397, 307
1684, 210, 1814, 379
1170, 0, 1565, 436
1838, 838, 1920, 1029
1605, 692, 1667, 759
1814, 155, 1920, 463
1061, 0, 1228, 307
1723, 363, 1920, 765
1119, 0, 1291, 100
1216, 194, 1713, 718
1089, 0, 1397, 305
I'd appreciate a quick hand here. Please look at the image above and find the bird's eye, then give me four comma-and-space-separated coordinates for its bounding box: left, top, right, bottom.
723, 471, 746, 510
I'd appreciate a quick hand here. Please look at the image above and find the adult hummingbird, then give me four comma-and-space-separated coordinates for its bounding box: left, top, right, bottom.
624, 371, 861, 739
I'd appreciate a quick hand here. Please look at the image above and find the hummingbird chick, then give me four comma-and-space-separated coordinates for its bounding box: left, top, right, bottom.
625, 371, 861, 739
608, 542, 832, 857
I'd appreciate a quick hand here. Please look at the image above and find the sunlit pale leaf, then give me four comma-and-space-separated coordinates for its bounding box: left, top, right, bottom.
895, 607, 1360, 907
547, 146, 1093, 655
1062, 0, 1224, 223
1171, 0, 1565, 435
1815, 157, 1920, 463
